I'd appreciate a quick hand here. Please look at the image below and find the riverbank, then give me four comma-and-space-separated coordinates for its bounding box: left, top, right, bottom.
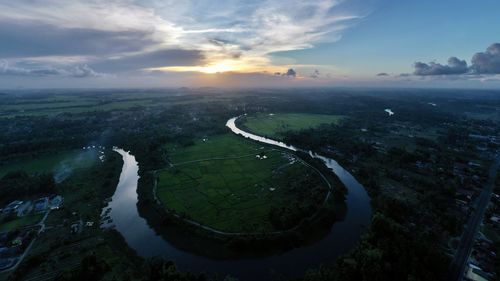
109, 116, 371, 281
137, 146, 346, 257
154, 133, 343, 235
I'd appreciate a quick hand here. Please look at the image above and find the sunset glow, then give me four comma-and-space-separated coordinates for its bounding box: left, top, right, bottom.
1, 1, 500, 88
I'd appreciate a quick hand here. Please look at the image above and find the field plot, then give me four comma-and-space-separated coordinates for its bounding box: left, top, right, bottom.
158, 134, 329, 233
0, 91, 225, 118
166, 134, 264, 163
0, 149, 100, 178
242, 113, 343, 138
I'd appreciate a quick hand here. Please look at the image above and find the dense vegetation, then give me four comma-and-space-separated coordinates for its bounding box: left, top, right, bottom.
0, 172, 55, 206
0, 88, 499, 281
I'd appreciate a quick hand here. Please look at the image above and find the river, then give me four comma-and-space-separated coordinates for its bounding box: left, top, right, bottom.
104, 117, 372, 281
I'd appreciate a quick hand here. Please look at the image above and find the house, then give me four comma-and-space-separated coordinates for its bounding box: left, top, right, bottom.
453, 162, 469, 177
2, 200, 23, 214
490, 216, 500, 227
456, 188, 476, 201
33, 197, 49, 213
49, 195, 63, 210
465, 265, 492, 281
16, 201, 32, 217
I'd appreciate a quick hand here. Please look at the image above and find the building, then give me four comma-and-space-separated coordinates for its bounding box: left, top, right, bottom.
16, 201, 32, 217
49, 195, 63, 210
465, 265, 492, 281
2, 201, 23, 215
33, 197, 48, 213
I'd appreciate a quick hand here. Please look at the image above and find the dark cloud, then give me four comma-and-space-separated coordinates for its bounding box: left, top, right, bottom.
310, 69, 320, 78
90, 49, 205, 72
376, 72, 389, 76
0, 21, 154, 58
208, 38, 232, 47
470, 43, 500, 74
414, 57, 468, 76
411, 43, 500, 77
0, 61, 103, 78
285, 68, 296, 77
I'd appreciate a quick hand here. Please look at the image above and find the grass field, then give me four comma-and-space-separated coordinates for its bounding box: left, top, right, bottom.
158, 134, 328, 233
242, 113, 343, 138
0, 91, 224, 118
0, 149, 100, 178
166, 134, 264, 163
0, 214, 43, 232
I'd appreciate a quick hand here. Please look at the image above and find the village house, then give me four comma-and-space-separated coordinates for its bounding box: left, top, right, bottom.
16, 201, 32, 217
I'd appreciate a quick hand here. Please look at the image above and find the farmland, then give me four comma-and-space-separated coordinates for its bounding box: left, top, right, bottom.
0, 90, 228, 118
157, 134, 330, 233
240, 113, 343, 138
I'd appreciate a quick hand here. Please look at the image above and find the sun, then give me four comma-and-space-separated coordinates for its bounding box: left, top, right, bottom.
144, 58, 277, 74
146, 61, 239, 74
200, 62, 235, 74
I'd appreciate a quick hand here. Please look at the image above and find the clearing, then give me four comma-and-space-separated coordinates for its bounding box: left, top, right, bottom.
241, 113, 343, 138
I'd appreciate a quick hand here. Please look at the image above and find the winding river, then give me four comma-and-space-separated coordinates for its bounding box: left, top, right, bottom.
104, 117, 372, 281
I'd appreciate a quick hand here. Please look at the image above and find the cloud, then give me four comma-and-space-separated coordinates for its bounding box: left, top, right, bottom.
0, 21, 155, 58
376, 72, 389, 76
310, 69, 321, 78
0, 0, 362, 77
91, 49, 205, 72
285, 68, 296, 77
69, 65, 104, 78
414, 57, 468, 76
470, 43, 500, 74
411, 43, 500, 77
0, 61, 104, 78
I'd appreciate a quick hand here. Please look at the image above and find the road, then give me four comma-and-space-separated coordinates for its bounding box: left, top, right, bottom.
449, 153, 500, 281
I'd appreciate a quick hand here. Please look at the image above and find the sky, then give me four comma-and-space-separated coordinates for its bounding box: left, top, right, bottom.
0, 0, 500, 89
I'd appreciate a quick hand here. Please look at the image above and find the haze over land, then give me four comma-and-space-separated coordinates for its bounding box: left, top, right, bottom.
1, 0, 500, 88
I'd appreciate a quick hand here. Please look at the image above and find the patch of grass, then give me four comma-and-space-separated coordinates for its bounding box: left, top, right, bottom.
0, 214, 43, 232
0, 91, 223, 118
166, 134, 264, 163
242, 113, 343, 138
158, 134, 329, 233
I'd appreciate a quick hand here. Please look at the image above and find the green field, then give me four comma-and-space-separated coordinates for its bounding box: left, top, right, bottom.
0, 149, 100, 178
158, 134, 329, 233
242, 113, 343, 138
0, 91, 226, 118
167, 134, 264, 163
0, 214, 44, 232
